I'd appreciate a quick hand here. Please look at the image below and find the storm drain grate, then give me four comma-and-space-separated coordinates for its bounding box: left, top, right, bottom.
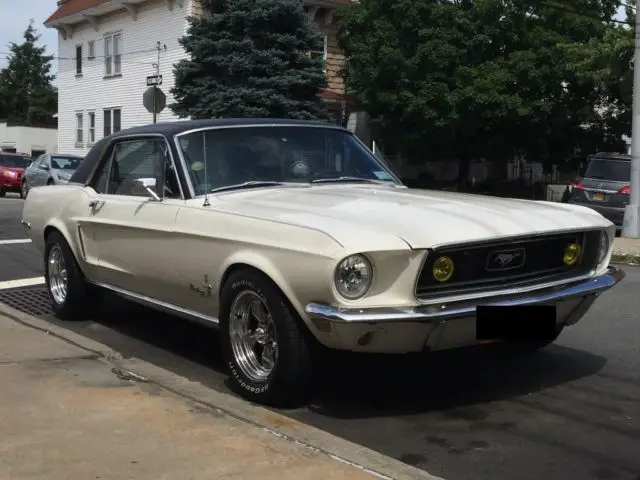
0, 286, 53, 317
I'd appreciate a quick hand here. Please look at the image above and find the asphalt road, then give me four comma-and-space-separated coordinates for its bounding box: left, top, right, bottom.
1, 195, 639, 480
0, 195, 42, 284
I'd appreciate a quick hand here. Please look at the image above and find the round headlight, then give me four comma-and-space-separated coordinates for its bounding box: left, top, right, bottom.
597, 231, 609, 264
433, 256, 455, 282
334, 254, 373, 300
563, 243, 582, 266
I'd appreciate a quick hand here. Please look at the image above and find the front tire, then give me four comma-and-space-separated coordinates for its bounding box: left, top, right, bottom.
219, 269, 314, 406
20, 181, 28, 199
44, 230, 102, 320
0, 187, 5, 197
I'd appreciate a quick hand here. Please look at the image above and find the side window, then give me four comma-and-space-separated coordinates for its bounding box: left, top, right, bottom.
89, 138, 178, 198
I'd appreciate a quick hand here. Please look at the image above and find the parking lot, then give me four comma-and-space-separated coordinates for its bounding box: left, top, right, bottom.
1, 192, 639, 480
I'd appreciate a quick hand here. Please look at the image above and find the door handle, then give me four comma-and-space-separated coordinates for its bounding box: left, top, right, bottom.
89, 199, 105, 209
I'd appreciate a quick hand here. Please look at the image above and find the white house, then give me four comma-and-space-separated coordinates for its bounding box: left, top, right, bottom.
0, 121, 58, 156
44, 0, 198, 155
45, 0, 369, 156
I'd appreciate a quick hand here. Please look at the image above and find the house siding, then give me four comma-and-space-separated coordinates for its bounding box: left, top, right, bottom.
314, 17, 345, 96
56, 0, 194, 155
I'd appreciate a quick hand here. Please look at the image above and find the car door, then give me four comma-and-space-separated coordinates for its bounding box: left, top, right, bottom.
81, 136, 185, 301
24, 155, 42, 186
34, 155, 51, 186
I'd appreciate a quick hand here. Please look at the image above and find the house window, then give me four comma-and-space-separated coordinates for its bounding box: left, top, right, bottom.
75, 45, 82, 75
309, 35, 328, 73
104, 33, 122, 76
88, 111, 95, 144
103, 108, 122, 137
88, 40, 95, 59
76, 113, 83, 144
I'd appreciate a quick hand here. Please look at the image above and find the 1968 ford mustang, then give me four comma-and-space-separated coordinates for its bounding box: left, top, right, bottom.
21, 118, 624, 406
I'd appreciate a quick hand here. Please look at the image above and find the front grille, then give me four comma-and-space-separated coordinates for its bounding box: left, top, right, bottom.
415, 230, 602, 300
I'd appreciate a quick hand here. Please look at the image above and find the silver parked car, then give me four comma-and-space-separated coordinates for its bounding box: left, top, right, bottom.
21, 153, 84, 198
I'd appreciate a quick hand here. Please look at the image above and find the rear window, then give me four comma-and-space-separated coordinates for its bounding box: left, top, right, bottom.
583, 158, 630, 182
0, 154, 31, 168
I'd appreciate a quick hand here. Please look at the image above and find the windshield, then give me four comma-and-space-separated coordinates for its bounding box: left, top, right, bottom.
584, 158, 630, 182
51, 156, 82, 170
0, 154, 31, 168
176, 126, 401, 195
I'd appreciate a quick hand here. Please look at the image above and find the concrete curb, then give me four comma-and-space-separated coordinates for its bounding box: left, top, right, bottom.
0, 301, 444, 480
610, 253, 640, 265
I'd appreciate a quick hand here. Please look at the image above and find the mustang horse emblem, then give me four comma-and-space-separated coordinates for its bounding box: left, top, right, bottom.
486, 248, 526, 271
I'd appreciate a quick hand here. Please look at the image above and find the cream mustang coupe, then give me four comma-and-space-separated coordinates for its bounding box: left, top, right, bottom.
21, 119, 624, 405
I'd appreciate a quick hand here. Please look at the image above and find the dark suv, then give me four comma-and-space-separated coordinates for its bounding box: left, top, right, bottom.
568, 152, 631, 231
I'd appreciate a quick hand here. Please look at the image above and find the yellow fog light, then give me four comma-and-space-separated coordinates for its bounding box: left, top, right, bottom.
433, 256, 455, 282
563, 243, 582, 266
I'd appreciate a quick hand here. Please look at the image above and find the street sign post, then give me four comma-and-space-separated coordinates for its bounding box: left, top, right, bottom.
622, 0, 640, 238
146, 74, 163, 86
143, 86, 166, 123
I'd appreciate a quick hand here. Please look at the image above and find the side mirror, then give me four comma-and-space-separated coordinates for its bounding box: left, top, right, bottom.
40, 164, 50, 171
131, 177, 161, 201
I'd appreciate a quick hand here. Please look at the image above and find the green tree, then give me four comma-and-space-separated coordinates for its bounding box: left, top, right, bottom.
0, 21, 57, 125
337, 0, 625, 185
170, 0, 329, 120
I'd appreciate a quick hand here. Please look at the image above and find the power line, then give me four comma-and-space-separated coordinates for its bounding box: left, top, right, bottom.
0, 46, 161, 64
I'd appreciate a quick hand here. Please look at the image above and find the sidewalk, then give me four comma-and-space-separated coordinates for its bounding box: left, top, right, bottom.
612, 236, 640, 264
0, 313, 385, 480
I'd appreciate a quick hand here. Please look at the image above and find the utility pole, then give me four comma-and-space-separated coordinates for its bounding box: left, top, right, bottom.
622, 0, 640, 238
152, 41, 161, 124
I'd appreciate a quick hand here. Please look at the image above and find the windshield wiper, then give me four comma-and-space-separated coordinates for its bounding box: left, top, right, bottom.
210, 181, 283, 193
310, 176, 390, 184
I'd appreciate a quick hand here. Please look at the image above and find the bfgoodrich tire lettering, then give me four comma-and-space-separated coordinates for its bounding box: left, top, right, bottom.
219, 269, 314, 406
44, 230, 102, 321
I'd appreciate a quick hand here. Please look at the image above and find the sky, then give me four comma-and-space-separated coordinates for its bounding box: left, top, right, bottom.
0, 0, 58, 73
0, 1, 630, 82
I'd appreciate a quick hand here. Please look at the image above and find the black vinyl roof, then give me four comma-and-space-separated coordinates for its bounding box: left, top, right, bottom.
109, 118, 344, 139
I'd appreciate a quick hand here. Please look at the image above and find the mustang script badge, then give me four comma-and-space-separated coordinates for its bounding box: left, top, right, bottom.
485, 248, 526, 271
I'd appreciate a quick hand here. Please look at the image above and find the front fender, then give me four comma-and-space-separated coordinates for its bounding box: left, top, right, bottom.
218, 248, 335, 324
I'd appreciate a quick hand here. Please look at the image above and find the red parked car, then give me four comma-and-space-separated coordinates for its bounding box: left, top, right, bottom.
0, 152, 33, 198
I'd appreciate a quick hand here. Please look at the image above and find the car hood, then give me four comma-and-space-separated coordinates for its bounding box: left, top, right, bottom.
204, 185, 613, 250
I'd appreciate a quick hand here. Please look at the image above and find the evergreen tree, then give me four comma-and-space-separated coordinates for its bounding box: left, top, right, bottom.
0, 21, 57, 125
170, 0, 329, 120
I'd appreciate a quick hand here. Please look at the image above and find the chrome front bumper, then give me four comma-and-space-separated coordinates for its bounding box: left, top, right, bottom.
304, 265, 625, 353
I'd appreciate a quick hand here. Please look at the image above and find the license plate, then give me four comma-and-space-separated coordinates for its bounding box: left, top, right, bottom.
592, 192, 605, 201
476, 305, 557, 341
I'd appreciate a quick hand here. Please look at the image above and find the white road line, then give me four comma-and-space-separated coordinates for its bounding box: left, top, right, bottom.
0, 277, 45, 290
0, 239, 31, 245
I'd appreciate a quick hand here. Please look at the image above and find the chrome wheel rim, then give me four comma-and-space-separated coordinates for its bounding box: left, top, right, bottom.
48, 245, 68, 305
229, 290, 278, 382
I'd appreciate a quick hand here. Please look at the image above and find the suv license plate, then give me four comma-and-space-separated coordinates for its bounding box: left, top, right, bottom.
593, 192, 605, 201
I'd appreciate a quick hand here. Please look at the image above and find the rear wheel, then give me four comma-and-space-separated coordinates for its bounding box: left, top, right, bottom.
44, 230, 102, 320
219, 269, 314, 406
